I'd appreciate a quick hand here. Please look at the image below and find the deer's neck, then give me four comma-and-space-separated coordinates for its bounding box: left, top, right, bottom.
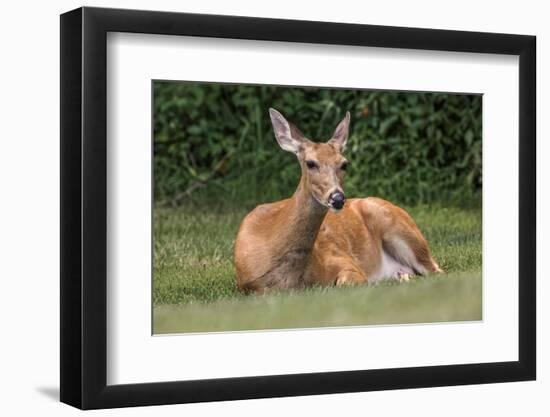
282, 177, 328, 254
253, 177, 328, 290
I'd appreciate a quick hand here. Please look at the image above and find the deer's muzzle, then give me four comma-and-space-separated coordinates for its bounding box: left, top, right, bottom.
328, 191, 346, 210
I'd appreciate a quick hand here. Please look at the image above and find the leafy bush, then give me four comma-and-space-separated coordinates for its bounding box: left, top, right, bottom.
153, 82, 481, 207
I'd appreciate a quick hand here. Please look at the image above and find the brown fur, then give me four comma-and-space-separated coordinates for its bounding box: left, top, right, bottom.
234, 110, 441, 293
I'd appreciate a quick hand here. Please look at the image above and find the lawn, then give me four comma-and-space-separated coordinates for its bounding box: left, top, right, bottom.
153, 202, 482, 334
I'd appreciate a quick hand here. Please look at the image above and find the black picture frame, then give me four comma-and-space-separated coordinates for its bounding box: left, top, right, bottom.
60, 6, 536, 410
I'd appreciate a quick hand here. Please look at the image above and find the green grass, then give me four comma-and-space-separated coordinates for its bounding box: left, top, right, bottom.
153, 203, 482, 334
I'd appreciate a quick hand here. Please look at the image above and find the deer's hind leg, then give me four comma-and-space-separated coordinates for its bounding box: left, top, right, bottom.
358, 198, 442, 278
382, 231, 442, 276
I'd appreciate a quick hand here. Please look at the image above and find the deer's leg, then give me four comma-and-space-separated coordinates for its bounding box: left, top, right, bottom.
310, 250, 368, 286
383, 232, 442, 275
335, 268, 368, 286
358, 197, 442, 276
329, 257, 368, 286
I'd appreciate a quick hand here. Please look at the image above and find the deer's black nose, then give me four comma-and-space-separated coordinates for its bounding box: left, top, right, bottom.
329, 191, 346, 210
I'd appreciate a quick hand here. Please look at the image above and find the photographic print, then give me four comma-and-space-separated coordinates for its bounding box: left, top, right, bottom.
152, 81, 482, 334
60, 8, 536, 408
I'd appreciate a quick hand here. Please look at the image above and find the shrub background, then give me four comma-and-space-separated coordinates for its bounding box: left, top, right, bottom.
153, 81, 482, 207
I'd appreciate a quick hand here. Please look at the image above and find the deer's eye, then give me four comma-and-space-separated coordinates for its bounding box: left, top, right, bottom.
306, 160, 319, 169
341, 161, 349, 171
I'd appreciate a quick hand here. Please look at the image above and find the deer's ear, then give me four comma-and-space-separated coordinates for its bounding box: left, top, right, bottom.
328, 111, 351, 152
269, 108, 305, 154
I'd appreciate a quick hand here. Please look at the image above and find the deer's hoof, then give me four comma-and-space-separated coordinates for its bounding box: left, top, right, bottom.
335, 270, 367, 286
398, 272, 411, 282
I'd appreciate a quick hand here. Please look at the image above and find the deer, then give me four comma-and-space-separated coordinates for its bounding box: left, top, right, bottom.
234, 108, 442, 293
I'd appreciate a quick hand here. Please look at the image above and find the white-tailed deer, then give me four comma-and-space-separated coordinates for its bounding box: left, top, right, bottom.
234, 109, 442, 293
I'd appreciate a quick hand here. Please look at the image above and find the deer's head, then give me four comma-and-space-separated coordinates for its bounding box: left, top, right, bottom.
269, 108, 350, 211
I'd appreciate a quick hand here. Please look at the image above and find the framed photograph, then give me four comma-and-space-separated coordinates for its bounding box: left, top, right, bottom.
60, 6, 536, 409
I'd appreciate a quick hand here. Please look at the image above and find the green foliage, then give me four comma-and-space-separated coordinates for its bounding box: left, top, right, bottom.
154, 82, 482, 206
